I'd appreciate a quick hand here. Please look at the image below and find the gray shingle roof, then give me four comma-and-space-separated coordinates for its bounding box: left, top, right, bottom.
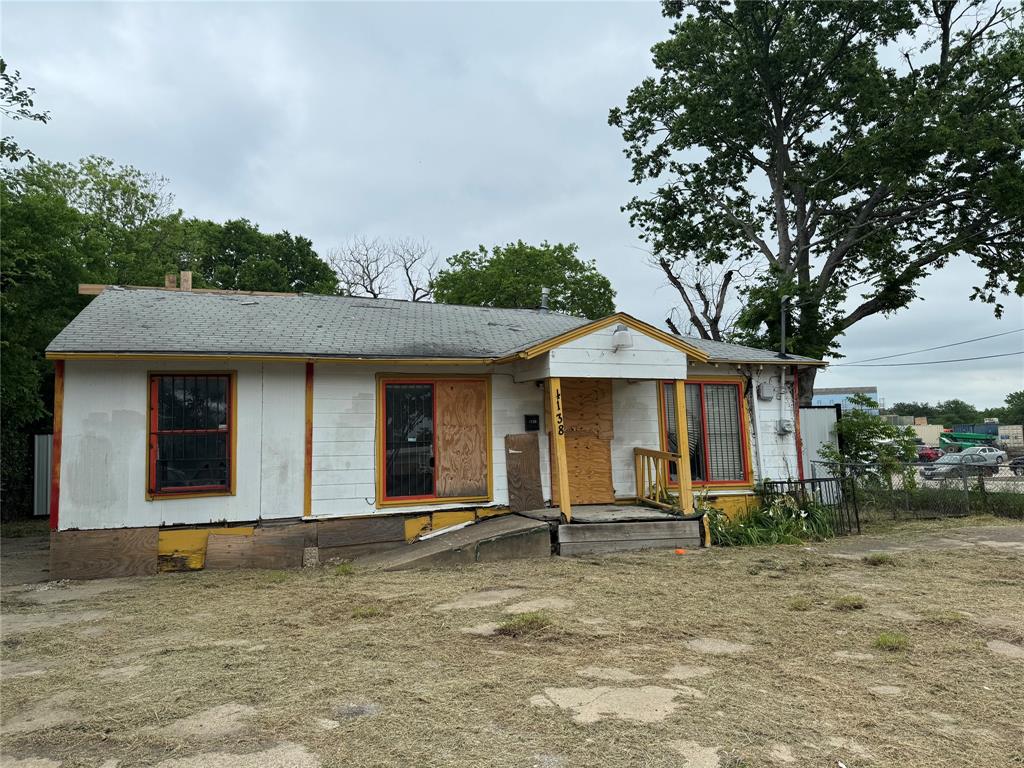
46, 287, 822, 365
46, 288, 590, 358
678, 336, 823, 365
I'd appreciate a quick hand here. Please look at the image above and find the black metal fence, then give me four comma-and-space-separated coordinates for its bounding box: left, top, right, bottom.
762, 476, 861, 536
811, 460, 1024, 523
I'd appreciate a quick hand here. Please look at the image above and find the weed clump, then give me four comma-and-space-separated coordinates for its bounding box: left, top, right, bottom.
787, 597, 812, 612
833, 595, 866, 611
494, 612, 552, 638
863, 552, 898, 567
874, 631, 910, 651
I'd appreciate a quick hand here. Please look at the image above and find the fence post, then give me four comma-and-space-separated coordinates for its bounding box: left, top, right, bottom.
977, 468, 988, 514
961, 465, 970, 515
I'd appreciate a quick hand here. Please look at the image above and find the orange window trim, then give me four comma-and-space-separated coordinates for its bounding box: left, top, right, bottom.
659, 376, 754, 488
146, 371, 237, 500
375, 374, 493, 509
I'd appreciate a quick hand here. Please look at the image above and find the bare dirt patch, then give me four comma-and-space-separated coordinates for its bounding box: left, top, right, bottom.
1, 517, 1021, 767
153, 703, 257, 740
531, 685, 683, 724
433, 588, 524, 610
503, 597, 573, 613
684, 638, 752, 655
1, 693, 82, 735
986, 639, 1024, 659
1, 609, 109, 635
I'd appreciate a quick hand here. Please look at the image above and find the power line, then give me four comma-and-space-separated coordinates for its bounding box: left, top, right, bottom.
833, 351, 1023, 367
837, 328, 1024, 365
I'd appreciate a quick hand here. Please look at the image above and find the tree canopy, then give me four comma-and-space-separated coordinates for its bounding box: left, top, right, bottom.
432, 240, 616, 320
610, 1, 1024, 396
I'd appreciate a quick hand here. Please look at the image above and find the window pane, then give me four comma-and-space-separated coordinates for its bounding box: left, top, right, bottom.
662, 382, 679, 482
155, 432, 229, 490
703, 384, 745, 481
685, 384, 706, 482
384, 383, 434, 498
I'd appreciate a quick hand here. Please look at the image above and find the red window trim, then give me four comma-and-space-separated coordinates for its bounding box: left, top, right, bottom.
148, 373, 233, 496
661, 379, 752, 487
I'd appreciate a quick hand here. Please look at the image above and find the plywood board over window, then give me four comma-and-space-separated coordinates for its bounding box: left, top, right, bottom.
435, 379, 488, 498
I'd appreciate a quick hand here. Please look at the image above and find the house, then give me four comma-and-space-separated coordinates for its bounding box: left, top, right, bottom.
44, 282, 824, 577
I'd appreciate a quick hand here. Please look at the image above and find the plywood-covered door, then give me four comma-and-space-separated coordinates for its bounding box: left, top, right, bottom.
435, 380, 488, 498
505, 432, 544, 513
550, 379, 615, 505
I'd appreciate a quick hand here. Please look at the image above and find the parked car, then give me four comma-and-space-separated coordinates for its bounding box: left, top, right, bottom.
916, 446, 944, 462
1009, 456, 1024, 477
960, 445, 1008, 465
919, 453, 995, 480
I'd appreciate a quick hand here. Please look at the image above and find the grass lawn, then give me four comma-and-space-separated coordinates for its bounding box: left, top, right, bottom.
1, 517, 1022, 767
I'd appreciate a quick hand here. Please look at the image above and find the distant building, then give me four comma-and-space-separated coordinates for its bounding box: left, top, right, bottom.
812, 386, 880, 415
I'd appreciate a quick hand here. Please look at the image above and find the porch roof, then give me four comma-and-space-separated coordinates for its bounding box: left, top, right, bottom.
45, 286, 823, 366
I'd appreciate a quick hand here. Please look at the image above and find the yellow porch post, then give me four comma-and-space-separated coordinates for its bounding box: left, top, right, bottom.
548, 377, 572, 524
674, 380, 694, 514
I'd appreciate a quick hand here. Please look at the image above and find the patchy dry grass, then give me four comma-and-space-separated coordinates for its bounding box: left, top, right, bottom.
1, 519, 1023, 768
862, 552, 898, 567
833, 594, 867, 611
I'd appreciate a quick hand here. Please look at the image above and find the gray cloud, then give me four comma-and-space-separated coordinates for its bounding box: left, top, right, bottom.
5, 2, 1021, 408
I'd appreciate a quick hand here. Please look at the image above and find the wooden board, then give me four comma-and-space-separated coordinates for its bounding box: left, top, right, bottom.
560, 378, 613, 440
505, 433, 544, 513
548, 378, 615, 506
557, 520, 701, 556
158, 526, 255, 572
317, 516, 406, 549
205, 526, 305, 570
435, 380, 488, 498
50, 528, 159, 580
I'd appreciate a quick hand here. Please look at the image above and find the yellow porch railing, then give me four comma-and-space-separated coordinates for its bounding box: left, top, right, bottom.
634, 447, 682, 511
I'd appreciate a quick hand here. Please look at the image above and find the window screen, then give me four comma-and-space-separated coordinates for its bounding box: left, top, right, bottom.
703, 383, 745, 481
149, 374, 230, 494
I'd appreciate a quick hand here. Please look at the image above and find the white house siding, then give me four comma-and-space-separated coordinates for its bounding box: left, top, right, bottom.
310, 364, 549, 517
57, 360, 305, 531
610, 380, 662, 498
512, 325, 687, 381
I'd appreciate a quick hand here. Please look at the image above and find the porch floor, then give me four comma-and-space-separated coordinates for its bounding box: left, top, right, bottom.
518, 504, 683, 524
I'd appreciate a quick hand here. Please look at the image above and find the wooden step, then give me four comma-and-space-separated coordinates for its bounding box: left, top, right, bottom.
558, 520, 701, 556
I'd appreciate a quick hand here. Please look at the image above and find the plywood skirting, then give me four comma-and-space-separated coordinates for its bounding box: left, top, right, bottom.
317, 516, 406, 549
158, 526, 255, 572
435, 379, 488, 498
505, 433, 544, 513
50, 528, 159, 580
205, 526, 305, 570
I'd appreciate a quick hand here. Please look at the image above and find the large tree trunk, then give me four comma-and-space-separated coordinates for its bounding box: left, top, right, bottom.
796, 365, 818, 407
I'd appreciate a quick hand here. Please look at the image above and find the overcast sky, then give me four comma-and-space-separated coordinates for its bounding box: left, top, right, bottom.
5, 2, 1021, 408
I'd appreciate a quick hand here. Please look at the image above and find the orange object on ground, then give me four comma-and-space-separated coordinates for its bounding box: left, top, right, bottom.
674, 548, 687, 555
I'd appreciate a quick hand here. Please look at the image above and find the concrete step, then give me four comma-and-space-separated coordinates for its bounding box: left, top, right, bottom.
558, 520, 702, 556
355, 514, 552, 571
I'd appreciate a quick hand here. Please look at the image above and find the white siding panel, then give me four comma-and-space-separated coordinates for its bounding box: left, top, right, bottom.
611, 380, 661, 498
58, 359, 305, 530
310, 366, 548, 517
547, 326, 687, 380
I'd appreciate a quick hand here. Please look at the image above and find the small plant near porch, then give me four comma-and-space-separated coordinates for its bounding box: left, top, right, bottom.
703, 488, 836, 546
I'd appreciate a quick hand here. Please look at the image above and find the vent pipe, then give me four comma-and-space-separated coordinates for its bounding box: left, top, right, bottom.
539, 287, 550, 313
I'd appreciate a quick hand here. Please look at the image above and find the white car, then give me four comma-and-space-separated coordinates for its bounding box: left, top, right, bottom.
960, 445, 1008, 465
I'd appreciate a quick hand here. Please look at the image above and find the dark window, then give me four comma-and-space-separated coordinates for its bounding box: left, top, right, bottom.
383, 383, 435, 498
662, 380, 748, 484
149, 374, 231, 495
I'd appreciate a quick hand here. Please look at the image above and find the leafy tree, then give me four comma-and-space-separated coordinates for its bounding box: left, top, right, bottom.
184, 218, 337, 294
432, 241, 616, 319
998, 391, 1024, 425
819, 394, 917, 465
0, 58, 49, 164
933, 398, 982, 426
887, 401, 937, 419
610, 1, 1024, 399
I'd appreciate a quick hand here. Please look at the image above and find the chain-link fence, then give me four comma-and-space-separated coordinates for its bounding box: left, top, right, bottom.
813, 460, 1024, 523
762, 476, 861, 536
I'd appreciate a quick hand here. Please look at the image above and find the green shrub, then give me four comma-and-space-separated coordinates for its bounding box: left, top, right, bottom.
351, 604, 386, 619
874, 631, 910, 651
833, 595, 866, 611
705, 491, 836, 547
332, 562, 355, 576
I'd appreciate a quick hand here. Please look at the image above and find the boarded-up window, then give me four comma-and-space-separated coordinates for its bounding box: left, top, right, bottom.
381, 378, 488, 501
149, 373, 231, 495
662, 380, 748, 484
